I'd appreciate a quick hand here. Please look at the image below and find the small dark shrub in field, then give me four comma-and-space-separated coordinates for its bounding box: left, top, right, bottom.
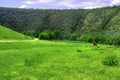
99, 51, 104, 54
4, 36, 8, 39
102, 55, 119, 66
77, 50, 82, 52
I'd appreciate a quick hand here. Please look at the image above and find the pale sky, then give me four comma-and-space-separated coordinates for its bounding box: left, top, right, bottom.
0, 0, 120, 9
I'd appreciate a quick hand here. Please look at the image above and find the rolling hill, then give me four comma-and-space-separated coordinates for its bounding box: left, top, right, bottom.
0, 25, 32, 40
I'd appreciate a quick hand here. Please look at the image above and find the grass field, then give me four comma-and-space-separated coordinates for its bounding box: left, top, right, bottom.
0, 40, 120, 80
0, 25, 32, 40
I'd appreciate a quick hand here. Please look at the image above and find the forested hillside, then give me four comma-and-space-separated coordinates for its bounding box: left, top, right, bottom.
0, 6, 120, 44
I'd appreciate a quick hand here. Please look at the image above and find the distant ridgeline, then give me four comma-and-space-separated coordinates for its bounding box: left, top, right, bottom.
0, 6, 120, 44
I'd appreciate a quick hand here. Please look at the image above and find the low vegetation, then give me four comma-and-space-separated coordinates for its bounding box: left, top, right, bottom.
102, 55, 119, 66
0, 40, 120, 80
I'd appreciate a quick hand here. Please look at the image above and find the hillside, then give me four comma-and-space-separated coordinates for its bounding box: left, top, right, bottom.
0, 25, 32, 40
0, 6, 120, 44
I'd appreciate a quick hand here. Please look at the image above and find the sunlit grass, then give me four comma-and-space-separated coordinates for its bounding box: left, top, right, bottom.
0, 25, 32, 40
0, 40, 120, 80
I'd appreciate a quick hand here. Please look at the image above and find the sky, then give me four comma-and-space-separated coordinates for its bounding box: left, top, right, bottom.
0, 0, 120, 9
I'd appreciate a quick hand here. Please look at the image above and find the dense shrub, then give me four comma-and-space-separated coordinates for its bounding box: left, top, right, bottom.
77, 34, 106, 43
22, 30, 35, 38
39, 29, 64, 40
93, 35, 106, 43
69, 33, 77, 41
39, 32, 49, 40
39, 29, 55, 40
102, 55, 119, 66
54, 30, 63, 40
106, 32, 120, 45
77, 49, 82, 52
77, 34, 92, 42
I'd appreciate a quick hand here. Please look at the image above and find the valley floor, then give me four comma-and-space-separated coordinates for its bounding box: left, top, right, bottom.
0, 40, 120, 80
0, 38, 39, 42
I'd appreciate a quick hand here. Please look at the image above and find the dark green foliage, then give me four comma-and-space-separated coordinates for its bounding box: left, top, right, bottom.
77, 49, 82, 52
93, 35, 106, 43
0, 7, 89, 39
39, 29, 55, 40
0, 6, 120, 44
78, 34, 106, 43
69, 33, 77, 41
39, 32, 49, 40
106, 32, 120, 45
39, 29, 63, 40
22, 30, 35, 38
78, 34, 92, 42
102, 55, 119, 66
54, 30, 63, 40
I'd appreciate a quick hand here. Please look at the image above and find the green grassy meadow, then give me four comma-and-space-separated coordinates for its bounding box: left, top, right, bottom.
0, 25, 32, 40
0, 40, 120, 80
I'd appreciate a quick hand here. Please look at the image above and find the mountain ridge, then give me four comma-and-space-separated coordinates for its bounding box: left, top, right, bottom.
0, 6, 120, 43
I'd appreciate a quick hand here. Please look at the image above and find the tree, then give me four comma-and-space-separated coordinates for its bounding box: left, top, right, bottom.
39, 29, 55, 40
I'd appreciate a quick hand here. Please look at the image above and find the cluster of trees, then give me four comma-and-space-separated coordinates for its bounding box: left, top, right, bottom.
0, 6, 120, 45
77, 33, 120, 45
78, 34, 106, 43
22, 29, 63, 40
38, 29, 62, 40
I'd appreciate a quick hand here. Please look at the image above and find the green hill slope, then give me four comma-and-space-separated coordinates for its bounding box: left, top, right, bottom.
0, 25, 32, 40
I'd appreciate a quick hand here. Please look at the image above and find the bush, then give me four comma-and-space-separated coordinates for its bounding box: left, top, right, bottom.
77, 34, 106, 43
39, 32, 49, 40
22, 30, 35, 38
102, 55, 119, 66
39, 29, 55, 40
54, 30, 63, 40
93, 35, 106, 43
77, 34, 92, 42
77, 49, 82, 52
69, 33, 77, 41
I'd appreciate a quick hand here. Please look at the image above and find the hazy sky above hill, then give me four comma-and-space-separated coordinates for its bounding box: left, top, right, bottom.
0, 0, 120, 9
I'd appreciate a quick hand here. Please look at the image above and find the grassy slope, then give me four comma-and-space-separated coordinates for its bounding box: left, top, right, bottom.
0, 40, 120, 80
0, 25, 32, 40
